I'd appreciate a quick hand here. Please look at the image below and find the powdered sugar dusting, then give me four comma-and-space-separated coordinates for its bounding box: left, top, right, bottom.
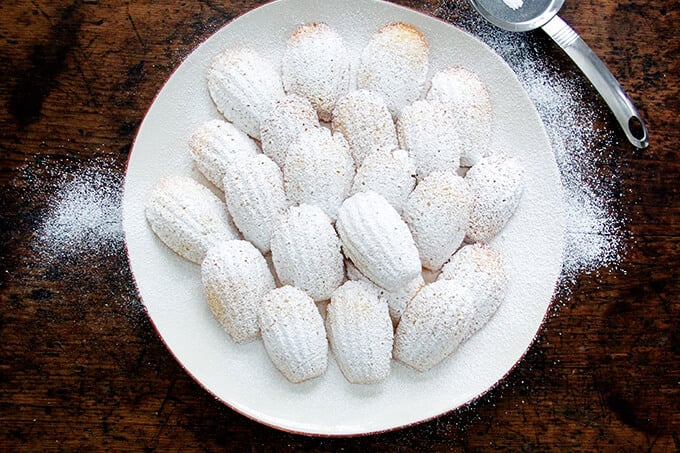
32, 164, 123, 260
439, 2, 625, 279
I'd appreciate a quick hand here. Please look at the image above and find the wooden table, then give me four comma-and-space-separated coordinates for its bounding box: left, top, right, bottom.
1, 0, 678, 450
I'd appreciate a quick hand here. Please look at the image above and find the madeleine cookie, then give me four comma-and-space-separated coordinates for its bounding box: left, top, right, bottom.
465, 154, 523, 243
189, 119, 259, 188
258, 286, 328, 383
403, 171, 471, 270
282, 22, 351, 121
145, 176, 238, 263
331, 89, 397, 166
260, 94, 320, 167
283, 127, 354, 220
271, 204, 345, 302
438, 243, 508, 341
207, 48, 284, 139
201, 240, 275, 343
336, 191, 421, 291
357, 22, 429, 116
326, 281, 393, 384
426, 66, 493, 167
223, 154, 290, 253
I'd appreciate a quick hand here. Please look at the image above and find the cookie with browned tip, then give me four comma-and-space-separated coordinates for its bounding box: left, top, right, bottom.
282, 22, 350, 122
357, 22, 429, 116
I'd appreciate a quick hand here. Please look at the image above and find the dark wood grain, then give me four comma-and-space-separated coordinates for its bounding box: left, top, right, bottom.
1, 0, 678, 450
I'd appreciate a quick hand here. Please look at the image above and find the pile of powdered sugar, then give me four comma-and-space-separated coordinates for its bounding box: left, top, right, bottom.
437, 2, 625, 280
31, 163, 123, 260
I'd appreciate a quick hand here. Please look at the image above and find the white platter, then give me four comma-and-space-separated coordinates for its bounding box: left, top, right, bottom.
122, 0, 565, 436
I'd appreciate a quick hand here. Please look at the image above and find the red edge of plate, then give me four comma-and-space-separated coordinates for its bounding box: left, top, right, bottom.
121, 0, 565, 438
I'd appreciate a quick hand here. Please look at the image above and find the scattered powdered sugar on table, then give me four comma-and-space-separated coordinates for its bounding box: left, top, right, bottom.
32, 164, 123, 260
439, 3, 625, 280
513, 58, 624, 280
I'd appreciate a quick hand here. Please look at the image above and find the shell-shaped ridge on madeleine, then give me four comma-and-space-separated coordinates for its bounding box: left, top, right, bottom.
258, 286, 328, 383
326, 281, 393, 384
145, 176, 238, 263
271, 204, 345, 302
189, 119, 259, 188
201, 240, 275, 343
336, 191, 421, 292
207, 47, 284, 140
223, 154, 290, 253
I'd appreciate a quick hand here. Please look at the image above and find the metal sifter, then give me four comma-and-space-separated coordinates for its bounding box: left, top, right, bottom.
468, 0, 649, 148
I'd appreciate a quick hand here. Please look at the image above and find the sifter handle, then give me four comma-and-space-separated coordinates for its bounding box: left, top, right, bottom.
542, 15, 649, 148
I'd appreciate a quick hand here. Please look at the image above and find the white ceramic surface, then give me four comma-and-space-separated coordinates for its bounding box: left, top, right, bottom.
122, 0, 565, 436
